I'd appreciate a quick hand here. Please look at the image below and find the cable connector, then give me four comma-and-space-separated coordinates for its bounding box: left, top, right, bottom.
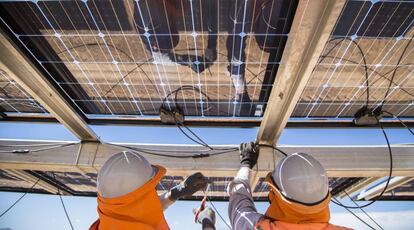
159, 105, 185, 125
192, 153, 210, 158
353, 106, 383, 126
12, 149, 30, 154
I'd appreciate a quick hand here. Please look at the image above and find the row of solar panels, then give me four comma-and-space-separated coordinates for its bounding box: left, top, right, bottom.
1, 169, 412, 201
0, 0, 412, 121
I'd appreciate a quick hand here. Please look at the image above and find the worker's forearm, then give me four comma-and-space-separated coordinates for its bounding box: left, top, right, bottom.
235, 166, 252, 183
227, 166, 263, 230
159, 191, 175, 211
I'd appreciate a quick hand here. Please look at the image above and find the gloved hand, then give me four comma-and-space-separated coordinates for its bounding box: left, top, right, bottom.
170, 172, 208, 201
193, 206, 216, 229
240, 142, 259, 169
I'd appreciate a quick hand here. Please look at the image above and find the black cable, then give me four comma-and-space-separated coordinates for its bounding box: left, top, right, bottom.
122, 144, 236, 153
332, 197, 376, 230
258, 144, 288, 157
105, 142, 237, 159
320, 55, 414, 99
0, 178, 40, 219
382, 110, 414, 136
176, 123, 239, 151
381, 35, 413, 107
0, 142, 79, 154
58, 42, 160, 95
206, 194, 232, 229
348, 39, 370, 107
331, 120, 393, 209
0, 142, 76, 147
319, 38, 370, 106
172, 114, 213, 150
343, 191, 384, 230
106, 142, 196, 158
162, 85, 213, 112
176, 122, 212, 149
52, 172, 74, 230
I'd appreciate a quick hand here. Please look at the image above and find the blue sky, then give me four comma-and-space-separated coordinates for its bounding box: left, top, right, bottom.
0, 122, 413, 229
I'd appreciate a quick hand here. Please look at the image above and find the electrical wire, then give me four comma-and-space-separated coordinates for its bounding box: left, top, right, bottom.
171, 113, 213, 149
175, 123, 239, 151
0, 142, 79, 154
58, 42, 160, 95
105, 142, 237, 159
320, 55, 414, 99
332, 197, 376, 230
52, 172, 74, 230
203, 188, 232, 230
258, 144, 288, 157
0, 178, 40, 219
382, 111, 414, 136
0, 142, 76, 147
380, 35, 413, 107
162, 85, 213, 112
331, 120, 393, 209
319, 38, 370, 106
343, 190, 384, 230
119, 144, 236, 153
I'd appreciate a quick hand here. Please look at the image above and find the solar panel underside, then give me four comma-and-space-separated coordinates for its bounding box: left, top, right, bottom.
0, 0, 298, 120
293, 0, 414, 119
4, 169, 394, 201
0, 69, 47, 114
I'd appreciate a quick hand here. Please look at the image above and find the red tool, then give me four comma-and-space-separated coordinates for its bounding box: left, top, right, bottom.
194, 193, 207, 222
194, 185, 210, 223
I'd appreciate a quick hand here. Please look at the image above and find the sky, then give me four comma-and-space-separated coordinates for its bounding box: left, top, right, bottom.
0, 121, 413, 229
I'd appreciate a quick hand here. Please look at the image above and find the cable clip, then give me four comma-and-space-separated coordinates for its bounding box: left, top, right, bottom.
192, 153, 210, 158
12, 149, 30, 154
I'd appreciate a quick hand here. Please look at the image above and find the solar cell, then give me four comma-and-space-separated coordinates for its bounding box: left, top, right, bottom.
293, 0, 414, 119
0, 0, 297, 119
0, 69, 47, 114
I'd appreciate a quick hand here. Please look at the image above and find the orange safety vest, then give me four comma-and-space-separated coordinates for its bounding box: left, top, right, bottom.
255, 173, 352, 230
89, 165, 169, 230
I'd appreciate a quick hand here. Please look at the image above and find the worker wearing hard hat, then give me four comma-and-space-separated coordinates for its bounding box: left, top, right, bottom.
227, 142, 352, 230
90, 151, 209, 230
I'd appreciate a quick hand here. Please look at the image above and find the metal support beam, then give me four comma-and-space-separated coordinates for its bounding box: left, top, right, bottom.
4, 169, 70, 195
1, 140, 413, 177
257, 0, 346, 145
357, 177, 414, 201
337, 177, 379, 198
0, 33, 98, 141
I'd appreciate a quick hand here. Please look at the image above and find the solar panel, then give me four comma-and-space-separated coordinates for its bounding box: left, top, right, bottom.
293, 0, 414, 119
0, 0, 298, 120
0, 69, 47, 114
0, 169, 376, 201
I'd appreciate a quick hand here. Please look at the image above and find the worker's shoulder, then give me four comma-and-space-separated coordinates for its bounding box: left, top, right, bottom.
326, 223, 353, 230
255, 219, 353, 230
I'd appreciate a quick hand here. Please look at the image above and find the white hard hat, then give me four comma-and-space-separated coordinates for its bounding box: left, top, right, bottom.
97, 151, 156, 198
272, 153, 329, 204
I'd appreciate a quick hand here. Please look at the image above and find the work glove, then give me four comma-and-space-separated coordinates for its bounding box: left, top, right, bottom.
240, 142, 259, 169
170, 172, 208, 201
193, 206, 216, 229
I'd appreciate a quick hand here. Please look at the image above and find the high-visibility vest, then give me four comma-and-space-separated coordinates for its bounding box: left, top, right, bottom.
256, 219, 352, 230
255, 173, 352, 230
90, 165, 169, 230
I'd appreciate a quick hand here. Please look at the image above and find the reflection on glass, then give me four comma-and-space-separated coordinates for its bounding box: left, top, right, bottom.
133, 0, 283, 116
